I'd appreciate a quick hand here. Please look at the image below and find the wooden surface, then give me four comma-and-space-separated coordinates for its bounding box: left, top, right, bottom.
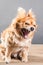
0, 44, 43, 65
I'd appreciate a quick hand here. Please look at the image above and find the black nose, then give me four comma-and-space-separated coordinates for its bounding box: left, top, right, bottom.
30, 27, 34, 31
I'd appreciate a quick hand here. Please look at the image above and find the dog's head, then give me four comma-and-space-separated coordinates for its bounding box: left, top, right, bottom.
11, 7, 37, 39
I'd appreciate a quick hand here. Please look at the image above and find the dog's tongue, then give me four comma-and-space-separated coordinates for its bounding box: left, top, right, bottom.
24, 35, 28, 38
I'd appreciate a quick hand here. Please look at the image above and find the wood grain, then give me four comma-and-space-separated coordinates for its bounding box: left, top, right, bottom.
0, 44, 43, 65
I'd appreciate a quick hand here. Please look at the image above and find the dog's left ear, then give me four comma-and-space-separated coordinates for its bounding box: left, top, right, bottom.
27, 8, 35, 18
17, 7, 26, 18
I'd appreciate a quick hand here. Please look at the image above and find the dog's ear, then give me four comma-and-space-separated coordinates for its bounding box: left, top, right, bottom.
17, 7, 26, 18
27, 9, 35, 18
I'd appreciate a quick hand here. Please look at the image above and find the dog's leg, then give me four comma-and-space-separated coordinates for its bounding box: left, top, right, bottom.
0, 49, 5, 60
0, 44, 5, 60
5, 46, 13, 64
17, 47, 29, 62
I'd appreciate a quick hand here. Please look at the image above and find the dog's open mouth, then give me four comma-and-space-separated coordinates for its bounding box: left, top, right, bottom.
21, 28, 30, 38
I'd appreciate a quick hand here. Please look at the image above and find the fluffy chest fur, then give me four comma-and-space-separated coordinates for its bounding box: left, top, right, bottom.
13, 35, 32, 48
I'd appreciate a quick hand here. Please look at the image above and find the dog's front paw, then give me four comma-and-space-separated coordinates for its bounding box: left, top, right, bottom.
5, 57, 11, 64
17, 55, 28, 62
22, 58, 28, 62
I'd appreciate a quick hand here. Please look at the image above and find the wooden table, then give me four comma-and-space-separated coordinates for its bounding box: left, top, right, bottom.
0, 44, 43, 65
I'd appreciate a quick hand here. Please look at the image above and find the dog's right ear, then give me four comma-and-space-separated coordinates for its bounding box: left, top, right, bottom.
27, 8, 35, 18
27, 9, 36, 21
17, 7, 26, 18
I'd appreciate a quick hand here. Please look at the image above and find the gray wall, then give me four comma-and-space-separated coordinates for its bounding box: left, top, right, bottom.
0, 0, 43, 44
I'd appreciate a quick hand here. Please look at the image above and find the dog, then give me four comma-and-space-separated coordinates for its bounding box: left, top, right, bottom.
0, 7, 37, 63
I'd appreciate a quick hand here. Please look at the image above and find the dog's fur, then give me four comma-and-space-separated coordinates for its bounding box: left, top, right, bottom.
0, 7, 37, 63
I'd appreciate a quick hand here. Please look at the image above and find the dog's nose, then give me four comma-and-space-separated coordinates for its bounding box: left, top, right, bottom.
30, 27, 34, 31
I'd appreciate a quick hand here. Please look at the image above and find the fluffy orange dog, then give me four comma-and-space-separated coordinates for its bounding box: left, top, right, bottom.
0, 7, 37, 63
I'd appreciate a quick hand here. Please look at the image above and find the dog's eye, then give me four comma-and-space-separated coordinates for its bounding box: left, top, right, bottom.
25, 23, 30, 25
28, 14, 30, 17
18, 20, 21, 22
34, 25, 36, 27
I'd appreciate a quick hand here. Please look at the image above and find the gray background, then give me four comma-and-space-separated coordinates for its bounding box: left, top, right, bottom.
0, 0, 43, 44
